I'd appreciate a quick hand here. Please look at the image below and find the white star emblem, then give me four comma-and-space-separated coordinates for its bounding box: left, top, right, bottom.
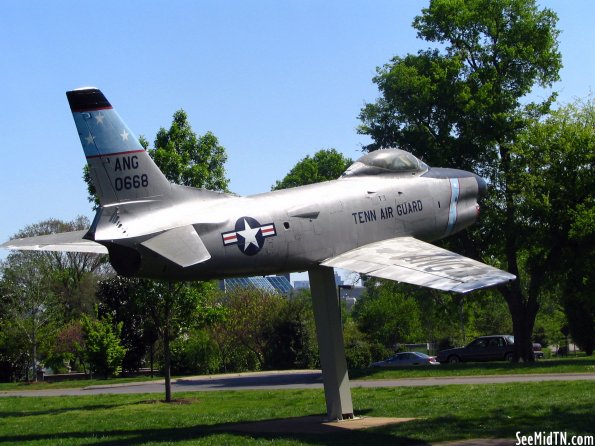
95, 113, 105, 125
120, 130, 129, 141
85, 133, 94, 145
236, 219, 261, 252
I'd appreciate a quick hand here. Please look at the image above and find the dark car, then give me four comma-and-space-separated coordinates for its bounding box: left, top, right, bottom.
370, 351, 439, 367
436, 335, 515, 363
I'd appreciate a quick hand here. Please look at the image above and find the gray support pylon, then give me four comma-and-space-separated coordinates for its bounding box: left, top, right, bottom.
308, 266, 354, 420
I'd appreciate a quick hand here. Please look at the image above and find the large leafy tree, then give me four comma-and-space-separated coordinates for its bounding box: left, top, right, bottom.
272, 149, 353, 190
8, 217, 109, 319
0, 254, 60, 381
83, 109, 230, 399
358, 0, 561, 361
133, 280, 220, 401
0, 217, 108, 380
515, 99, 595, 354
95, 276, 158, 373
151, 110, 229, 191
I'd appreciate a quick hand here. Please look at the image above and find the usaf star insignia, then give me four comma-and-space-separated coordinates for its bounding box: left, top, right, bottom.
221, 216, 277, 256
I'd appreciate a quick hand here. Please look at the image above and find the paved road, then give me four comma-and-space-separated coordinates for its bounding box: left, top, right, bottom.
2, 371, 594, 397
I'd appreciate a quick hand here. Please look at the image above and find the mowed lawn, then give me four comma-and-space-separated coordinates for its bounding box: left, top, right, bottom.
352, 355, 595, 379
1, 380, 594, 445
1, 356, 593, 393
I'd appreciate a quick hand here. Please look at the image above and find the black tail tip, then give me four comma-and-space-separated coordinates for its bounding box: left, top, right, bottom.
66, 87, 111, 112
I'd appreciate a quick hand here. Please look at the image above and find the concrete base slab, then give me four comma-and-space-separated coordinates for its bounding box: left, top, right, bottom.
217, 415, 417, 434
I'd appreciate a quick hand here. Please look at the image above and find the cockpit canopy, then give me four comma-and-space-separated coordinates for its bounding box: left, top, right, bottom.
342, 148, 429, 177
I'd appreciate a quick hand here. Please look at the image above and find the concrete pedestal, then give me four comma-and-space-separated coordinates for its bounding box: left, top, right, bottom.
308, 266, 354, 420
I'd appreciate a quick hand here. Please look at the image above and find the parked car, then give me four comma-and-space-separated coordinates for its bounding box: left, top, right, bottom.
436, 335, 515, 363
533, 343, 544, 359
370, 352, 439, 367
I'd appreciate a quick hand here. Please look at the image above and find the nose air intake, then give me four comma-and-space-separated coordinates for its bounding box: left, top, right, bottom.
475, 175, 487, 197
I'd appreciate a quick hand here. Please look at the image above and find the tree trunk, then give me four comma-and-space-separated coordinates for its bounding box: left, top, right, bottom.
499, 284, 538, 362
163, 332, 172, 402
32, 327, 37, 383
149, 342, 154, 378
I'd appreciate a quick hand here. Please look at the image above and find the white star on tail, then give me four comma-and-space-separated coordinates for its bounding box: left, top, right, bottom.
85, 134, 94, 145
120, 130, 129, 141
95, 113, 105, 125
237, 219, 260, 251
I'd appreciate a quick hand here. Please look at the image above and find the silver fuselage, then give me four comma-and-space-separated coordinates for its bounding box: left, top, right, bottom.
90, 168, 480, 280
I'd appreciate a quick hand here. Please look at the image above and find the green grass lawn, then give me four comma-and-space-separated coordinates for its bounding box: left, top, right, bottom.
1, 380, 593, 445
0, 375, 161, 392
351, 355, 595, 380
1, 356, 593, 393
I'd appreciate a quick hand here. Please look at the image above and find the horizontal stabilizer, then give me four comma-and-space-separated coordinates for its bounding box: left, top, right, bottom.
322, 236, 515, 293
1, 230, 108, 254
141, 225, 210, 267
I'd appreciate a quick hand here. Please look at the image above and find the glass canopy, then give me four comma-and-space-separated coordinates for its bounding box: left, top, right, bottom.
343, 149, 428, 177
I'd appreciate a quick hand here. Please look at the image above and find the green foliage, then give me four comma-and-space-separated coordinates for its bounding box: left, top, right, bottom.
353, 280, 424, 348
170, 329, 221, 375
342, 319, 375, 369
358, 0, 563, 361
151, 110, 229, 191
208, 289, 319, 372
513, 99, 595, 355
264, 295, 319, 370
272, 148, 353, 190
45, 320, 85, 373
80, 313, 126, 378
211, 288, 285, 370
563, 295, 594, 356
84, 110, 230, 205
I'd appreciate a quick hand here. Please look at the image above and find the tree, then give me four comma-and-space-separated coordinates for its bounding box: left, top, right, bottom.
515, 99, 595, 354
151, 110, 229, 191
83, 109, 230, 398
133, 280, 220, 401
0, 248, 62, 381
352, 280, 424, 349
358, 0, 562, 361
264, 294, 318, 370
0, 217, 109, 380
272, 149, 353, 190
80, 313, 126, 378
8, 217, 109, 320
95, 276, 158, 373
212, 288, 285, 370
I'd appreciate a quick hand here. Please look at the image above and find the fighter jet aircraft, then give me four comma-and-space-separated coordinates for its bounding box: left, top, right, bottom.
2, 88, 515, 293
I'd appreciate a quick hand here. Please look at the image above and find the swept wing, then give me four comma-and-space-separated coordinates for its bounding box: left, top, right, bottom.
322, 236, 515, 294
0, 230, 108, 254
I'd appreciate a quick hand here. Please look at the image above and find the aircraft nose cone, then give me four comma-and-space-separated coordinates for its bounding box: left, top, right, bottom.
475, 175, 487, 197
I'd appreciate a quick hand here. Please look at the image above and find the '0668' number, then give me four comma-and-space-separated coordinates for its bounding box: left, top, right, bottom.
114, 174, 149, 191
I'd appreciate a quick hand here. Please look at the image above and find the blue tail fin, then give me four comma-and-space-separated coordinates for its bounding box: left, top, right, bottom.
67, 88, 171, 206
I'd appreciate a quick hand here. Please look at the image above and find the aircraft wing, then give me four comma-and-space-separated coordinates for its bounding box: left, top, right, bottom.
0, 230, 108, 254
321, 236, 515, 293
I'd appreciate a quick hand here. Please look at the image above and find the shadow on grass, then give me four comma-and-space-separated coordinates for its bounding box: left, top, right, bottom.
1, 402, 593, 446
0, 400, 141, 419
0, 414, 428, 446
175, 371, 323, 389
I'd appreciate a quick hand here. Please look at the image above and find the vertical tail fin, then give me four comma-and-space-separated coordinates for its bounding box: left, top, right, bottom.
66, 88, 171, 206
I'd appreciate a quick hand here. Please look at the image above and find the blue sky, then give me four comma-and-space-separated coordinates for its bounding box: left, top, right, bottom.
1, 1, 593, 277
